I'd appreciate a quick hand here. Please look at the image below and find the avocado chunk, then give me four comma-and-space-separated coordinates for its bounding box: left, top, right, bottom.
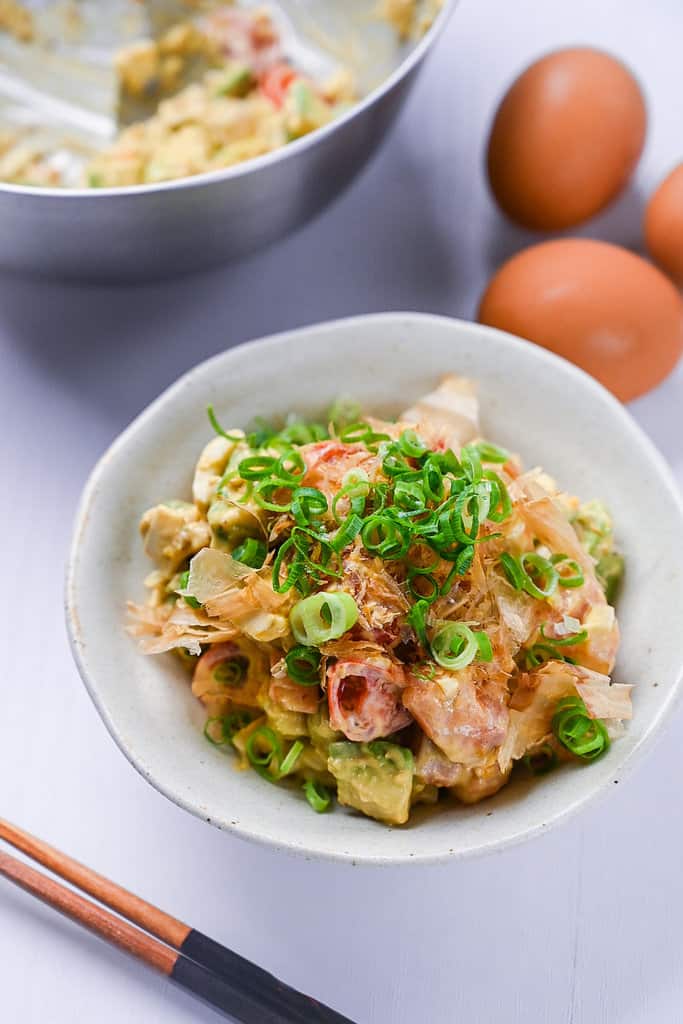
572, 499, 624, 601
327, 740, 415, 825
307, 709, 343, 754
214, 63, 253, 98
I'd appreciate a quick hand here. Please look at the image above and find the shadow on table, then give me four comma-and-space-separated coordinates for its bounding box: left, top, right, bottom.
0, 138, 468, 435
481, 180, 649, 284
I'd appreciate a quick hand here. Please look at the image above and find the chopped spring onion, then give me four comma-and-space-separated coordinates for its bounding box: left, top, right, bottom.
216, 470, 252, 503
339, 421, 375, 444
398, 429, 428, 459
407, 569, 440, 603
329, 397, 361, 431
332, 469, 370, 521
393, 478, 428, 514
254, 478, 295, 512
382, 444, 418, 478
523, 743, 558, 775
361, 514, 410, 560
485, 471, 512, 523
203, 711, 253, 746
523, 643, 566, 670
177, 570, 201, 608
551, 553, 585, 588
422, 456, 446, 503
207, 404, 242, 442
291, 487, 328, 525
431, 622, 479, 670
283, 420, 328, 446
475, 631, 494, 662
551, 697, 610, 761
502, 552, 559, 599
454, 544, 476, 576
519, 553, 559, 599
285, 645, 322, 686
276, 450, 306, 481
213, 656, 248, 688
408, 598, 430, 649
540, 623, 588, 647
272, 537, 304, 594
434, 449, 462, 476
473, 441, 509, 464
303, 778, 332, 813
238, 455, 278, 479
500, 551, 525, 590
245, 726, 283, 778
332, 513, 363, 552
460, 444, 483, 484
290, 591, 359, 646
231, 537, 267, 569
277, 740, 305, 778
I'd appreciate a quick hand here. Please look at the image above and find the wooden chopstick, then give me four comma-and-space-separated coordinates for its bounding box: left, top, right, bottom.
0, 849, 176, 974
0, 818, 356, 1024
0, 817, 189, 947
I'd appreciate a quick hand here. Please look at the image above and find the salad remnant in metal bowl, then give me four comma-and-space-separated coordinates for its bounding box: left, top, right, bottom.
128, 375, 629, 826
0, 0, 440, 188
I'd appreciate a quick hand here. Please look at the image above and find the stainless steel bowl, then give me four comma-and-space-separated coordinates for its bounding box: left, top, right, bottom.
0, 2, 456, 282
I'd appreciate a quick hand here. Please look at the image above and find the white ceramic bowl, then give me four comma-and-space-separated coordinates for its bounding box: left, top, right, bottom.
66, 313, 683, 864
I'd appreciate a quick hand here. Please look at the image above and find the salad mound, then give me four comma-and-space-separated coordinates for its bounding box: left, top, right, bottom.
128, 376, 629, 826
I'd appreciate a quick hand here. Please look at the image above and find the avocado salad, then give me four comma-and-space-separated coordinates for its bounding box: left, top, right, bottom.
128, 376, 630, 826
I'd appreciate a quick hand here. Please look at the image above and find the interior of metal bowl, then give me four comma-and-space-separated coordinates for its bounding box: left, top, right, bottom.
0, 0, 442, 191
66, 313, 683, 865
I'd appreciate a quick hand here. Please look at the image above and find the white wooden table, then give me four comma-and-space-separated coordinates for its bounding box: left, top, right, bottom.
1, 1, 681, 1021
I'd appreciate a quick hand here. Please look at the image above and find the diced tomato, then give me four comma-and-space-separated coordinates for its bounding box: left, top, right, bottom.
260, 64, 298, 107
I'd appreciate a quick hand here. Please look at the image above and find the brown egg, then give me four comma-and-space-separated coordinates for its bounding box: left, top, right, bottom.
487, 48, 647, 231
478, 239, 683, 401
645, 163, 683, 287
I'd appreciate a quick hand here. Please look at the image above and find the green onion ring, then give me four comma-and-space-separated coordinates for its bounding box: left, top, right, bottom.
485, 471, 513, 523
551, 697, 610, 761
303, 779, 332, 813
361, 514, 410, 560
500, 552, 525, 590
207, 405, 243, 442
407, 598, 430, 649
291, 486, 328, 525
523, 743, 558, 775
475, 631, 494, 662
431, 622, 479, 670
238, 455, 278, 479
276, 449, 306, 482
246, 726, 283, 777
276, 740, 305, 778
231, 537, 267, 569
332, 513, 363, 552
422, 457, 446, 503
290, 591, 359, 646
474, 441, 509, 464
519, 552, 559, 600
460, 445, 483, 484
407, 570, 440, 603
285, 645, 322, 685
523, 643, 563, 670
551, 553, 585, 588
272, 538, 305, 594
254, 478, 295, 512
398, 429, 428, 459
